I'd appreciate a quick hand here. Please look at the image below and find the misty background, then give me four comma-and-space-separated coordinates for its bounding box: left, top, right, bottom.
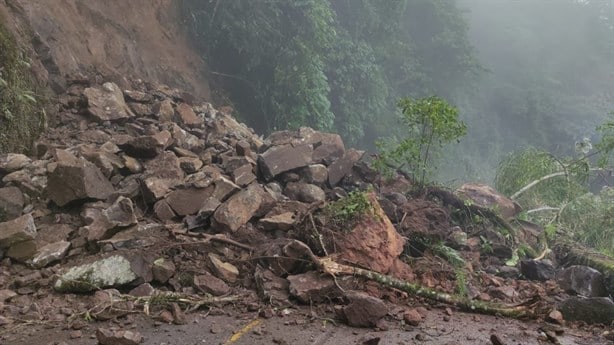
181, 0, 614, 183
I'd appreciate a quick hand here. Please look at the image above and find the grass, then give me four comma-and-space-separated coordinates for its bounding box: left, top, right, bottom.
0, 18, 45, 154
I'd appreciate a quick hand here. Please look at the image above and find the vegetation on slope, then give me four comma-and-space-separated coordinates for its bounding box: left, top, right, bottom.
0, 18, 44, 153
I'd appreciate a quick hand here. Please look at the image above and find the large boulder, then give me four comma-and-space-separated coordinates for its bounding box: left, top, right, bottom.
559, 297, 614, 324
83, 82, 134, 122
327, 149, 364, 187
257, 144, 313, 181
456, 183, 522, 219
47, 156, 114, 207
212, 184, 264, 232
54, 254, 152, 292
557, 265, 608, 297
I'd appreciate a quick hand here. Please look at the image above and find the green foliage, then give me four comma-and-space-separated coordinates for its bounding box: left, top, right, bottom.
324, 190, 373, 228
181, 0, 478, 146
374, 96, 467, 184
0, 21, 44, 153
559, 188, 614, 256
595, 113, 614, 168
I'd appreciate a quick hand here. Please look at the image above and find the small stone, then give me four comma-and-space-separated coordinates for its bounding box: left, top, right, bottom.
175, 103, 203, 127
69, 330, 82, 339
194, 272, 231, 296
96, 328, 144, 345
343, 291, 388, 328
403, 309, 423, 326
0, 214, 37, 249
208, 253, 239, 283
287, 271, 339, 304
258, 212, 295, 231
0, 289, 16, 302
31, 241, 71, 268
547, 309, 565, 325
0, 186, 24, 220
153, 200, 176, 221
129, 283, 155, 297
152, 258, 175, 284
178, 157, 203, 174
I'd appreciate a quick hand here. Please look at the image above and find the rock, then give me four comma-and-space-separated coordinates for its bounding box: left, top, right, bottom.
0, 153, 31, 173
129, 283, 155, 297
175, 103, 203, 127
235, 140, 251, 156
122, 155, 143, 173
557, 265, 608, 297
258, 144, 313, 181
118, 135, 165, 158
312, 132, 345, 164
153, 200, 176, 221
208, 253, 239, 283
232, 165, 257, 187
47, 157, 115, 207
343, 291, 388, 327
166, 187, 215, 216
80, 198, 138, 242
6, 240, 37, 262
0, 289, 17, 302
152, 258, 175, 283
0, 186, 24, 220
456, 183, 522, 219
327, 149, 364, 187
287, 271, 339, 304
496, 266, 520, 279
547, 309, 565, 325
559, 297, 614, 324
123, 90, 153, 103
194, 272, 231, 296
328, 193, 405, 274
258, 212, 295, 231
96, 328, 144, 345
520, 259, 555, 281
54, 254, 151, 292
0, 214, 36, 249
143, 151, 184, 181
446, 227, 468, 249
178, 157, 203, 174
31, 241, 71, 268
298, 164, 328, 185
213, 184, 263, 232
403, 309, 423, 326
254, 267, 290, 305
154, 99, 174, 122
284, 182, 326, 203
84, 82, 134, 122
488, 286, 519, 300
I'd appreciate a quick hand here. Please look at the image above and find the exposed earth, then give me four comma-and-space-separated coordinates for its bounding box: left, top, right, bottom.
0, 2, 613, 345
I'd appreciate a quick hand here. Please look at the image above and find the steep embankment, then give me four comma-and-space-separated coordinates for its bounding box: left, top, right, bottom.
0, 0, 209, 99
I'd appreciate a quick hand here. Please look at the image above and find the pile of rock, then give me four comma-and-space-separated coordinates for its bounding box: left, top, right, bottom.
0, 76, 612, 333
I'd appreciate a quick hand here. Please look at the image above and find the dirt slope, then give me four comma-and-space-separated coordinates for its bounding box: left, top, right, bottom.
0, 0, 209, 99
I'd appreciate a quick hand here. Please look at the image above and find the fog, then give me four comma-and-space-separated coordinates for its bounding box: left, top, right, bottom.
442, 0, 614, 182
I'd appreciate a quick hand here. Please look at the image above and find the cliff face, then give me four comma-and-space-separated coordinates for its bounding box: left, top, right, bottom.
0, 0, 209, 99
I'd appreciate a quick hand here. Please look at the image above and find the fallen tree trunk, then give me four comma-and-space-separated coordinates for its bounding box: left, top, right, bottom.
284, 240, 537, 319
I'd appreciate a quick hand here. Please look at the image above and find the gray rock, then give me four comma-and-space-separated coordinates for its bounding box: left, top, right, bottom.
154, 99, 174, 122
0, 186, 24, 220
6, 240, 37, 262
327, 149, 364, 187
258, 144, 313, 181
54, 254, 151, 292
118, 135, 165, 158
559, 296, 614, 324
178, 157, 203, 174
31, 241, 71, 268
520, 259, 555, 281
84, 82, 134, 122
298, 164, 328, 185
287, 271, 339, 304
123, 90, 153, 103
284, 182, 326, 203
0, 289, 16, 302
47, 158, 114, 207
557, 265, 608, 297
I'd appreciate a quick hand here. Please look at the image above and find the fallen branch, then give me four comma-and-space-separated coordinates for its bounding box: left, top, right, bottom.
510, 168, 604, 200
285, 240, 536, 319
175, 231, 254, 252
